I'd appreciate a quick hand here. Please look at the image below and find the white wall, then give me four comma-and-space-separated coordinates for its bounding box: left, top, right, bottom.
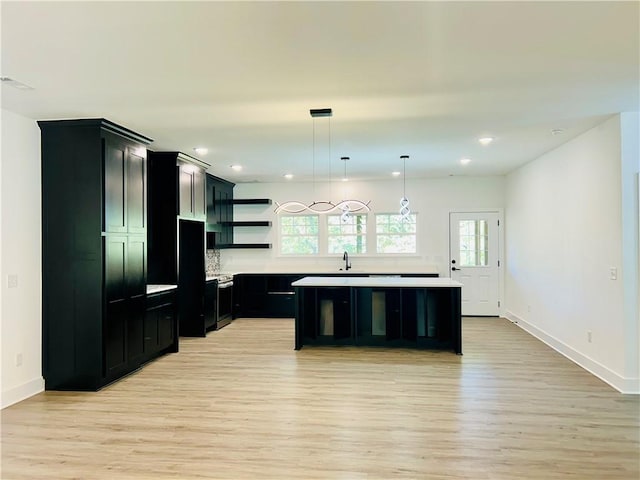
620, 112, 640, 389
505, 114, 639, 393
1, 109, 44, 408
224, 176, 505, 274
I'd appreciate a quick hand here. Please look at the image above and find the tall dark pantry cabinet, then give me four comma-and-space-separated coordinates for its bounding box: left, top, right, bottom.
39, 119, 153, 390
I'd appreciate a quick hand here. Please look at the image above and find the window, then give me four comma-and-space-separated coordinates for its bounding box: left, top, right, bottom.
327, 214, 367, 254
280, 215, 319, 255
376, 214, 417, 253
459, 220, 488, 266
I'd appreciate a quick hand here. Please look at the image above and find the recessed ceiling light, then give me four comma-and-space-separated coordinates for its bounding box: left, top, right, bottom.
551, 128, 564, 136
193, 147, 208, 155
478, 137, 494, 146
283, 173, 293, 180
342, 177, 349, 182
460, 158, 472, 165
392, 171, 401, 176
230, 165, 243, 171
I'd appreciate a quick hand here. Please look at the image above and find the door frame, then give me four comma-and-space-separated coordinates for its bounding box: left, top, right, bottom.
448, 208, 505, 317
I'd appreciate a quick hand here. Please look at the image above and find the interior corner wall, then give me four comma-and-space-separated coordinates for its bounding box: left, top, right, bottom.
620, 111, 640, 392
1, 109, 44, 408
505, 115, 637, 393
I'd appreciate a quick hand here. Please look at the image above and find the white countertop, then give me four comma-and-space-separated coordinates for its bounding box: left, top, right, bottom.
291, 276, 462, 288
146, 284, 178, 294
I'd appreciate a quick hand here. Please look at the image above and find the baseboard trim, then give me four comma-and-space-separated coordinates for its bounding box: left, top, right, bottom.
504, 311, 639, 394
1, 376, 45, 409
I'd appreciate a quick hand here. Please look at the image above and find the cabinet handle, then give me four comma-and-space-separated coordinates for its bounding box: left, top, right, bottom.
267, 291, 295, 295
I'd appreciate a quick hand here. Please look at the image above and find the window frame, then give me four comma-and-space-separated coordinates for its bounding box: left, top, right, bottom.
326, 213, 368, 254
277, 212, 419, 257
278, 214, 320, 256
374, 212, 418, 254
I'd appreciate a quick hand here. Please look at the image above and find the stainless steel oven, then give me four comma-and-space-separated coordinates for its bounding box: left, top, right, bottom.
216, 275, 234, 329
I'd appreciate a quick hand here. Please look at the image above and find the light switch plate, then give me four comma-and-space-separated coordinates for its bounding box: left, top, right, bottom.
7, 274, 18, 288
609, 267, 617, 280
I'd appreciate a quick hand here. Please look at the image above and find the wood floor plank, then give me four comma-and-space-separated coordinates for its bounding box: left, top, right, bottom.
2, 317, 638, 479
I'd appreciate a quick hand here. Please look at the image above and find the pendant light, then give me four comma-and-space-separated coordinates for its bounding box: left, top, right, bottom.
274, 108, 371, 214
399, 155, 410, 221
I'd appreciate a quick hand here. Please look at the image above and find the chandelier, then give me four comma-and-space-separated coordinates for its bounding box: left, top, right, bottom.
274, 108, 371, 215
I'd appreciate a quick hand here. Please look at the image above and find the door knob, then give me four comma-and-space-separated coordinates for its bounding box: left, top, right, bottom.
451, 267, 461, 271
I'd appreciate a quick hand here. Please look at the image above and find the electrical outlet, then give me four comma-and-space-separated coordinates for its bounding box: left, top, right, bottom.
16, 353, 23, 367
7, 274, 18, 288
587, 331, 592, 343
527, 305, 531, 313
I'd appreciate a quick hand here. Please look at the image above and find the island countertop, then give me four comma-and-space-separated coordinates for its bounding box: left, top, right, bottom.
291, 276, 462, 288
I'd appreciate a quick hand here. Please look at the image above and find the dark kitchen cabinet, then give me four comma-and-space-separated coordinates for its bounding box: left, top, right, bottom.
148, 152, 210, 285
206, 174, 235, 248
39, 118, 154, 391
295, 283, 461, 353
179, 162, 206, 219
233, 274, 302, 318
103, 134, 147, 234
148, 152, 211, 337
204, 279, 218, 332
232, 273, 439, 320
295, 287, 353, 346
103, 235, 147, 374
145, 289, 178, 361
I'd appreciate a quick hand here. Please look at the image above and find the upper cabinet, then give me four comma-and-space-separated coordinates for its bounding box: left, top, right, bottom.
148, 151, 208, 221
178, 161, 206, 219
147, 151, 210, 285
206, 173, 235, 248
104, 134, 147, 234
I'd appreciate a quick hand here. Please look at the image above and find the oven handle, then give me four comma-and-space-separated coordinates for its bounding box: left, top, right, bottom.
267, 291, 295, 295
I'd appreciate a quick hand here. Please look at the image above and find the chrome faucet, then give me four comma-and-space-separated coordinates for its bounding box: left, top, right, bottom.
343, 251, 351, 270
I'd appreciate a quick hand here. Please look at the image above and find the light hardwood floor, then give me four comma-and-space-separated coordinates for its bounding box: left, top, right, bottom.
2, 317, 638, 479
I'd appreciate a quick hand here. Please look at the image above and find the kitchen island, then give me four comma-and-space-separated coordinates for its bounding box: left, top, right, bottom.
292, 276, 463, 354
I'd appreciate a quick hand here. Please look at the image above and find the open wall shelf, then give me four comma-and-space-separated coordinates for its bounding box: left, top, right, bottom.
225, 221, 272, 227
217, 243, 272, 249
222, 198, 273, 248
233, 198, 272, 205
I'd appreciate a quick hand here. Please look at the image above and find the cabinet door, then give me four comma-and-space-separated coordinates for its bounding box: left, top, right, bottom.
144, 305, 160, 354
127, 148, 146, 234
105, 301, 127, 375
105, 236, 127, 303
218, 188, 233, 245
204, 281, 217, 330
157, 303, 176, 350
104, 140, 127, 233
193, 170, 206, 220
179, 166, 195, 217
127, 236, 147, 298
127, 296, 146, 364
146, 293, 176, 355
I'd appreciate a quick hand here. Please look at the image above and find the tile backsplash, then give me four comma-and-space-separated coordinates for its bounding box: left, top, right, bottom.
205, 249, 221, 276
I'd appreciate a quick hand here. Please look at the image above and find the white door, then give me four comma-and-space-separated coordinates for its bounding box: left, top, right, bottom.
449, 212, 501, 316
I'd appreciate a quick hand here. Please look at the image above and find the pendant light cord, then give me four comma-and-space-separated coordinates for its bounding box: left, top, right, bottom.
403, 156, 406, 198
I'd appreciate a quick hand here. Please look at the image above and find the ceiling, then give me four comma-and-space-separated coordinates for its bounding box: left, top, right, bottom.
1, 1, 638, 183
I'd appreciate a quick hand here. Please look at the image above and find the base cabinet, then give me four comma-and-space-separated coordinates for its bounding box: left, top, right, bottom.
233, 273, 438, 319
145, 290, 178, 360
295, 285, 461, 353
204, 280, 218, 332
